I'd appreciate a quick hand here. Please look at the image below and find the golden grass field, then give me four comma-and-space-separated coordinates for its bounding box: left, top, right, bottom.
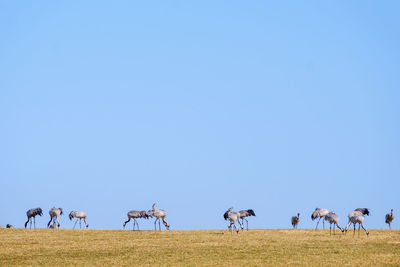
1, 228, 399, 266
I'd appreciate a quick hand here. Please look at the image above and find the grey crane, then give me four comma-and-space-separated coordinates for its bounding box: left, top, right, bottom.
311, 208, 330, 229
223, 208, 244, 234
0, 224, 13, 228
385, 209, 394, 229
291, 213, 300, 229
24, 207, 43, 229
148, 203, 170, 231
238, 209, 256, 231
123, 210, 149, 231
344, 208, 369, 237
47, 207, 63, 228
69, 210, 89, 229
324, 212, 344, 235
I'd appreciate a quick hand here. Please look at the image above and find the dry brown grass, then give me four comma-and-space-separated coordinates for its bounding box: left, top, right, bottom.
0, 228, 399, 266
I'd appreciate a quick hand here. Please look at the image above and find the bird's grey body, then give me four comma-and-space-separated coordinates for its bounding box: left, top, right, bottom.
223, 208, 244, 233
148, 204, 170, 231
69, 210, 89, 229
311, 208, 330, 229
324, 212, 343, 235
47, 207, 63, 228
123, 210, 149, 230
291, 213, 300, 229
238, 209, 256, 231
25, 207, 43, 228
345, 208, 369, 237
385, 209, 394, 229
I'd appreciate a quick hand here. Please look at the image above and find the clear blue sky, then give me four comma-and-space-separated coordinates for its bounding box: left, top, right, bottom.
1, 1, 399, 230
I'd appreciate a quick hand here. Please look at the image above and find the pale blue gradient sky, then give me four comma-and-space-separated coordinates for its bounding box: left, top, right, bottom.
1, 1, 399, 230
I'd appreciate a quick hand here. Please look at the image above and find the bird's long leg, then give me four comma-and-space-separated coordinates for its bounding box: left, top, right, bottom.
73, 219, 78, 229
245, 218, 249, 231
56, 216, 60, 228
238, 219, 244, 231
154, 218, 157, 231
34, 217, 36, 229
333, 224, 336, 235
229, 220, 234, 234
360, 223, 369, 236
84, 218, 88, 228
323, 217, 325, 229
330, 224, 332, 235
136, 219, 140, 231
389, 222, 391, 230
233, 220, 238, 234
79, 219, 82, 229
358, 223, 361, 238
315, 217, 322, 230
353, 223, 356, 237
159, 218, 161, 231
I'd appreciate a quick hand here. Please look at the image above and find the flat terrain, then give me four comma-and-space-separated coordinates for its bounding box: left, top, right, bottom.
1, 229, 399, 266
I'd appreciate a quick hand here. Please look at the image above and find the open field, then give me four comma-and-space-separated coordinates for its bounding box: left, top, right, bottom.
1, 229, 399, 266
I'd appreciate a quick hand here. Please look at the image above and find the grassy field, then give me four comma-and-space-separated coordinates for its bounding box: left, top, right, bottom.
1, 228, 399, 266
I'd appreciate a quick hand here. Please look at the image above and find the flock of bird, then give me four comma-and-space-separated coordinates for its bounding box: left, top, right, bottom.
304, 207, 394, 237
2, 203, 170, 231
0, 205, 395, 237
223, 207, 395, 237
309, 208, 372, 237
